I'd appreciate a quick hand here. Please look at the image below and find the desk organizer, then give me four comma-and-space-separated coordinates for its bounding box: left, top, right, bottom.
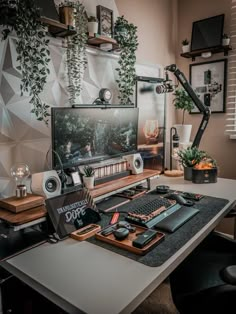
95, 224, 165, 255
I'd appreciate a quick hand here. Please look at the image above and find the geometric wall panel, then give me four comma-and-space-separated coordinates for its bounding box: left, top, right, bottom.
0, 0, 120, 197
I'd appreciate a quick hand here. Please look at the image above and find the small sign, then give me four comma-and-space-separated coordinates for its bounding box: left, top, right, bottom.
45, 189, 100, 239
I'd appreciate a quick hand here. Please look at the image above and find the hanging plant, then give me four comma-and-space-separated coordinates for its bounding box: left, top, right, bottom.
114, 16, 138, 105
0, 0, 51, 125
60, 1, 88, 106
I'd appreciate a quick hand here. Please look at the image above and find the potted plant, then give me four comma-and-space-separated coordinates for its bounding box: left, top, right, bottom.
82, 165, 95, 189
114, 15, 138, 105
177, 147, 207, 180
222, 33, 230, 46
62, 0, 88, 106
88, 16, 98, 34
0, 0, 51, 125
59, 1, 76, 27
182, 39, 190, 53
173, 88, 195, 144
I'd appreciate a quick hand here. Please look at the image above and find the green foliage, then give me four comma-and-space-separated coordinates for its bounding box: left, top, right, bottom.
182, 38, 189, 45
64, 0, 88, 106
173, 89, 194, 124
83, 165, 95, 177
88, 16, 98, 22
223, 33, 229, 39
0, 0, 51, 125
114, 16, 138, 105
177, 147, 207, 168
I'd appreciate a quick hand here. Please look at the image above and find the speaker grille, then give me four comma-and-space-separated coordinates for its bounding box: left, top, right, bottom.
45, 177, 58, 193
134, 158, 142, 169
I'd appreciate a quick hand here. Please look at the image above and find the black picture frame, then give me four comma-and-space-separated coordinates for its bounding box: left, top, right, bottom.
96, 5, 113, 38
190, 59, 227, 113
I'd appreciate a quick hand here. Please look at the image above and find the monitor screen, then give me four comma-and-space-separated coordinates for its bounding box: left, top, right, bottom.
51, 106, 139, 169
191, 14, 224, 51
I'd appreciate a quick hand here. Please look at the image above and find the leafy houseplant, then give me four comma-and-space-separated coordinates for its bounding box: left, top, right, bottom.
173, 89, 194, 125
0, 0, 51, 124
173, 88, 195, 143
114, 16, 138, 105
61, 1, 88, 106
83, 165, 95, 177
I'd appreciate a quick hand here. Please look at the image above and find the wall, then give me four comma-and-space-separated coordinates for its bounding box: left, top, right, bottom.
0, 0, 177, 197
177, 0, 236, 179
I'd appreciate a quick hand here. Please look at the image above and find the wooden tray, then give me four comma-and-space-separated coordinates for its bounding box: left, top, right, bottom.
95, 224, 165, 255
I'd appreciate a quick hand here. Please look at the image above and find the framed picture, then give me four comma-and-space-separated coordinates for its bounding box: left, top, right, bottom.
96, 5, 113, 38
190, 59, 227, 113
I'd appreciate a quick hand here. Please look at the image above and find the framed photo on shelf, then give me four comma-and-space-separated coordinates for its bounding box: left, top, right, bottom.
189, 59, 227, 113
96, 5, 113, 38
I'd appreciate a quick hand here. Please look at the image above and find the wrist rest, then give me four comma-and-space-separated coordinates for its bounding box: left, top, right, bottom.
154, 206, 200, 233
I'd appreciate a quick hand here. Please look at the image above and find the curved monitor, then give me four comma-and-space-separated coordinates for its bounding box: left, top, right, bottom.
191, 14, 224, 51
51, 106, 139, 170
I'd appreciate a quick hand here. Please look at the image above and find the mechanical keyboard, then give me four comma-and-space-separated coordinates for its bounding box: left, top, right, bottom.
125, 196, 181, 229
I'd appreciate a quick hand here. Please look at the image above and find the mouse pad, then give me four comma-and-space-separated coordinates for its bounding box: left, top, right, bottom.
87, 193, 230, 267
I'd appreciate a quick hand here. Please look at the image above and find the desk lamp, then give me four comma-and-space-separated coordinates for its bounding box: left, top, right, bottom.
10, 163, 30, 198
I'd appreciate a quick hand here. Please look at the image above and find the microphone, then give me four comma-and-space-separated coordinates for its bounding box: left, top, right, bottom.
156, 71, 175, 94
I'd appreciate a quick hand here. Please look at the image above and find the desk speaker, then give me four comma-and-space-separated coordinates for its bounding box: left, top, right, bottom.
123, 153, 144, 175
31, 170, 61, 199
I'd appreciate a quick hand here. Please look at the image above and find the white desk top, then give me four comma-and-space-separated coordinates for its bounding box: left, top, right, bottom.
1, 177, 236, 314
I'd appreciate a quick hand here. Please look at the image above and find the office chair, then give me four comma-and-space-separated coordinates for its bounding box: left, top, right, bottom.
169, 231, 236, 314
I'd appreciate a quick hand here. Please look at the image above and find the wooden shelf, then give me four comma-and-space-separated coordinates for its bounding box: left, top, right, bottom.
39, 17, 76, 38
87, 32, 119, 51
181, 45, 232, 61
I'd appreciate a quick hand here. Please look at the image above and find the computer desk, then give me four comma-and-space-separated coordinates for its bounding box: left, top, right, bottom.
1, 177, 236, 314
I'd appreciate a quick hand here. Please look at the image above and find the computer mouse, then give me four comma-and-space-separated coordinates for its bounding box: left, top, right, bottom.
113, 227, 129, 240
165, 193, 194, 206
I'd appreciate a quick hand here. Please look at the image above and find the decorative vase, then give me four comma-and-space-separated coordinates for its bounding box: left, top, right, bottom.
182, 44, 190, 53
173, 124, 192, 144
88, 22, 98, 34
184, 167, 192, 181
222, 38, 230, 46
83, 176, 95, 189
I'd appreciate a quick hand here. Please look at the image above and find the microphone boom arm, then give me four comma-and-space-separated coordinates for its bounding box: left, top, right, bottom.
165, 64, 211, 148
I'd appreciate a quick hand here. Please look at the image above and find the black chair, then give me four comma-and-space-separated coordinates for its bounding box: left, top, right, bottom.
170, 231, 236, 314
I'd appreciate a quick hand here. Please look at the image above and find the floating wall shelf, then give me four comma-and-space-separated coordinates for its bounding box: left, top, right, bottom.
87, 32, 119, 51
181, 45, 232, 61
39, 17, 76, 37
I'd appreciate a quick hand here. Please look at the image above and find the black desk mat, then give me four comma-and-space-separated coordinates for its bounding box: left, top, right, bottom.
88, 192, 231, 267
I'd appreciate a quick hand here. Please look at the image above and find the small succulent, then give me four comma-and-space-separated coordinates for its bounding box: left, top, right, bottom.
223, 33, 229, 39
88, 16, 98, 22
182, 39, 189, 46
177, 147, 207, 168
83, 165, 95, 177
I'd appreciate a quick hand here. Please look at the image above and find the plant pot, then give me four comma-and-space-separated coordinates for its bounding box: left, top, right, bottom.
184, 167, 192, 181
88, 21, 98, 34
173, 124, 192, 144
182, 44, 190, 53
83, 176, 95, 189
59, 6, 76, 27
222, 38, 230, 46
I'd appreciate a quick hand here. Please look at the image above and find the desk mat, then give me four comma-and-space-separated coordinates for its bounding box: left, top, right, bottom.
88, 192, 230, 267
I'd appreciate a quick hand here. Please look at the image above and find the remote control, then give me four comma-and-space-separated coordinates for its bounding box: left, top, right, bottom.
181, 192, 204, 201
132, 229, 158, 248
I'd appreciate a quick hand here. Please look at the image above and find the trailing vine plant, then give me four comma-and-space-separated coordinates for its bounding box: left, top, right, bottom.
0, 0, 51, 125
114, 16, 138, 105
60, 1, 88, 106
